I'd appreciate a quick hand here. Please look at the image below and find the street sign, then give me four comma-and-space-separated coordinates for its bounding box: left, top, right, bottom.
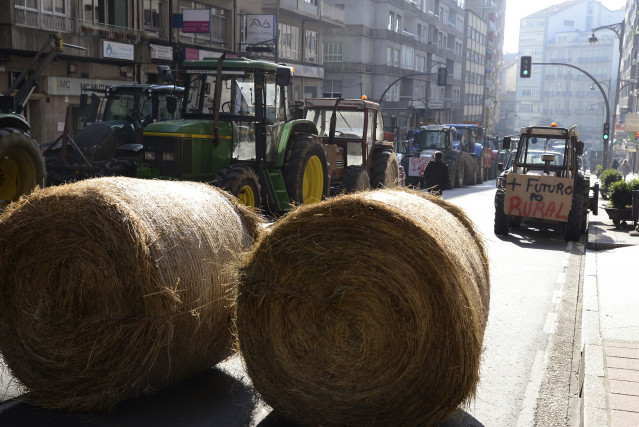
625, 113, 639, 132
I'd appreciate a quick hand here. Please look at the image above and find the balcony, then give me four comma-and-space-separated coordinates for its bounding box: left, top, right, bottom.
263, 0, 344, 25
15, 8, 73, 32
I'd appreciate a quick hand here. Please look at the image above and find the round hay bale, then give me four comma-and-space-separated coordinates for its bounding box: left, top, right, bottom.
0, 177, 263, 412
237, 188, 489, 426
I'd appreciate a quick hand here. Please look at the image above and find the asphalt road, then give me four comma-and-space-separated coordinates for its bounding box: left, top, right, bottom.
0, 180, 585, 426
444, 180, 584, 426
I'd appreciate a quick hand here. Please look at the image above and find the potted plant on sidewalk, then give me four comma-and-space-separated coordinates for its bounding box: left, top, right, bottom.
605, 178, 639, 228
598, 168, 622, 200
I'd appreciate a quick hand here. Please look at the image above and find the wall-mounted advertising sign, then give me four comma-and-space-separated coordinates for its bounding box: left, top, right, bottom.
151, 44, 173, 61
245, 14, 276, 45
102, 41, 134, 61
183, 9, 210, 33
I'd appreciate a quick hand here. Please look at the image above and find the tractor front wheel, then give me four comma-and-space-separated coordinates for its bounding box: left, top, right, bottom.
282, 134, 329, 205
215, 165, 262, 209
494, 188, 509, 235
0, 128, 46, 208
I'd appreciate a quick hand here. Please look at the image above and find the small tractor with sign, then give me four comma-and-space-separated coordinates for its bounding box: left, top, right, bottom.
141, 57, 329, 215
494, 125, 598, 241
399, 124, 477, 190
302, 97, 400, 195
42, 83, 183, 185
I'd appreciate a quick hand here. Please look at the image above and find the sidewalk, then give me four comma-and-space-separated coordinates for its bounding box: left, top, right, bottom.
581, 189, 639, 427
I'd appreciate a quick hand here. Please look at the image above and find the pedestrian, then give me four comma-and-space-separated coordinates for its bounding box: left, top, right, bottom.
612, 158, 620, 170
423, 151, 449, 195
621, 158, 631, 181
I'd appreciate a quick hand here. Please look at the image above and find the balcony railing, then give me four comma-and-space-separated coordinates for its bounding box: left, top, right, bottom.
266, 0, 344, 24
15, 9, 73, 32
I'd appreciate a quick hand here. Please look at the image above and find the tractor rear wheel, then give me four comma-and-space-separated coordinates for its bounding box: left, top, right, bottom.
455, 163, 464, 187
341, 166, 370, 193
215, 165, 262, 209
494, 187, 509, 235
370, 149, 399, 189
282, 134, 329, 205
0, 128, 46, 207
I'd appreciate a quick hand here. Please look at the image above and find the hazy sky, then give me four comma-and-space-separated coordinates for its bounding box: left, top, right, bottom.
503, 0, 627, 54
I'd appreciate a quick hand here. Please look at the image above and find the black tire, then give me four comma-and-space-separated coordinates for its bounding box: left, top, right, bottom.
341, 166, 370, 193
215, 165, 262, 209
576, 173, 589, 233
468, 164, 477, 185
494, 187, 509, 235
455, 163, 464, 187
282, 134, 329, 205
370, 149, 399, 189
564, 192, 583, 241
0, 128, 46, 207
444, 158, 456, 189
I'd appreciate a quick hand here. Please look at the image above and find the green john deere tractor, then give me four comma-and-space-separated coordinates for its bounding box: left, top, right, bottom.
142, 57, 328, 214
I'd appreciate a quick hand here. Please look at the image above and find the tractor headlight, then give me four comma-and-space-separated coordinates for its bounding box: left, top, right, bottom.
144, 152, 156, 160
162, 152, 175, 161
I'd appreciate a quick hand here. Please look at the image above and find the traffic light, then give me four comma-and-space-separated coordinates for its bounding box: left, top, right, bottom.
520, 56, 532, 78
437, 67, 447, 86
603, 122, 610, 141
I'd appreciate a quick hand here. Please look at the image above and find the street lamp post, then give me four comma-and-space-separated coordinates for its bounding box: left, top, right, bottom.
589, 19, 625, 169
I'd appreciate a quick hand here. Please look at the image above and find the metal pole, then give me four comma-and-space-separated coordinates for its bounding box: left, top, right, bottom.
610, 23, 625, 170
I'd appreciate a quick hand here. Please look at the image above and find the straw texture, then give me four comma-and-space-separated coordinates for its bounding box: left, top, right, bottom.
237, 188, 489, 426
0, 177, 262, 412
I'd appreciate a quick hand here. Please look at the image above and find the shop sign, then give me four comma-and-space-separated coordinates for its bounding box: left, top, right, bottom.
429, 100, 444, 109
184, 47, 223, 60
151, 44, 173, 61
45, 77, 128, 96
245, 14, 276, 45
103, 41, 134, 60
183, 9, 210, 33
625, 113, 639, 132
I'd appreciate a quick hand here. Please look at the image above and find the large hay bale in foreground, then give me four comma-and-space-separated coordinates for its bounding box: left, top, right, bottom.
238, 189, 489, 426
0, 177, 262, 412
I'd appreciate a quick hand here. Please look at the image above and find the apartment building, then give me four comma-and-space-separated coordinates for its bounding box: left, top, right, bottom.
322, 0, 468, 137
462, 9, 487, 125
2, 0, 343, 144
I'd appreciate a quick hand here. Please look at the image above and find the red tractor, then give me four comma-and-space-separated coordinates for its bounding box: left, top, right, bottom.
303, 98, 400, 195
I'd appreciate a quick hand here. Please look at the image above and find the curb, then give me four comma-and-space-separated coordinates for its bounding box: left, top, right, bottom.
580, 227, 609, 426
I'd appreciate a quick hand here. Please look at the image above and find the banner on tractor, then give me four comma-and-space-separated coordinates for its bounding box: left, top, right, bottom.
503, 174, 574, 222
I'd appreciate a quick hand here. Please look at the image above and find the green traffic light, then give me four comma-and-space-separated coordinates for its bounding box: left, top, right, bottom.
523, 70, 528, 76
603, 135, 609, 140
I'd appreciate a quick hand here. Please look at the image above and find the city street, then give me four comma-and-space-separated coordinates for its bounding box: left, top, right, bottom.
0, 179, 587, 426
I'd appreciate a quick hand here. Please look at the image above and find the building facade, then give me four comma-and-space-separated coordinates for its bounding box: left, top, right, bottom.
322, 0, 471, 137
3, 0, 344, 144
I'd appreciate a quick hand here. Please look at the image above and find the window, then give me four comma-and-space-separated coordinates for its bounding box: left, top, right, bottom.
144, 0, 162, 29
322, 80, 342, 98
305, 30, 318, 62
16, 0, 38, 9
17, 0, 67, 15
388, 11, 394, 31
563, 20, 574, 26
279, 23, 300, 60
323, 43, 342, 62
80, 0, 129, 26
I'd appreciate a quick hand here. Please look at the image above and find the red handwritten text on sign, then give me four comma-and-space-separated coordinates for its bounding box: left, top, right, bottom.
503, 174, 574, 222
408, 157, 430, 177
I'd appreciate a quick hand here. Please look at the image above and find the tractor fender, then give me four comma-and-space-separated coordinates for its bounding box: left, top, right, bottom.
275, 119, 319, 167
0, 114, 30, 132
